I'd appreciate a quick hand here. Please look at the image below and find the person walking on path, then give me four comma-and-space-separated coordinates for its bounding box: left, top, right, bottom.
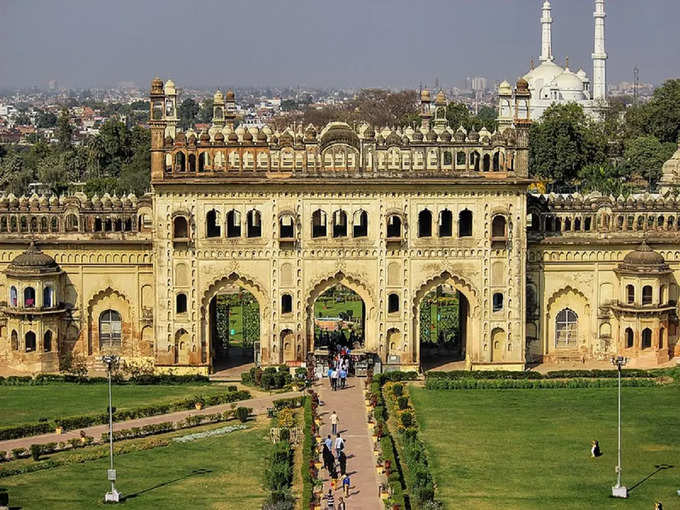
324, 488, 335, 509
342, 474, 351, 498
337, 496, 346, 510
334, 433, 345, 456
339, 367, 347, 389
323, 443, 335, 473
327, 366, 334, 389
325, 434, 333, 451
331, 368, 339, 391
338, 449, 347, 476
330, 411, 339, 435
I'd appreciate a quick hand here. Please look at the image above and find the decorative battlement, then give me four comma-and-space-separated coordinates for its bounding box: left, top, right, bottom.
528, 192, 680, 238
0, 192, 152, 237
148, 79, 530, 183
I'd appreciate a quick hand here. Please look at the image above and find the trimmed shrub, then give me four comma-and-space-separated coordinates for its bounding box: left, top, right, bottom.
397, 396, 409, 410
392, 383, 404, 396
236, 407, 251, 423
30, 444, 42, 461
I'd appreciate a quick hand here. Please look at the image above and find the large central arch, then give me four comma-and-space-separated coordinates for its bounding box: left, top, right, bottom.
412, 271, 480, 369
305, 271, 376, 354
201, 272, 269, 369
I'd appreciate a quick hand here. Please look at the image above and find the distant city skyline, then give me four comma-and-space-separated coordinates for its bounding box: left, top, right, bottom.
0, 0, 678, 90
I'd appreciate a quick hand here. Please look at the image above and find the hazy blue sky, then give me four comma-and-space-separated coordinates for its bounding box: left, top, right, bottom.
1, 0, 678, 90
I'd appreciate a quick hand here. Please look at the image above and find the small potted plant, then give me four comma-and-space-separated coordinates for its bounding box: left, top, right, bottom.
54, 421, 63, 435
376, 455, 384, 475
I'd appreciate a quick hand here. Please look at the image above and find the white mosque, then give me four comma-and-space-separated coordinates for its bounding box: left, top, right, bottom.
498, 0, 609, 125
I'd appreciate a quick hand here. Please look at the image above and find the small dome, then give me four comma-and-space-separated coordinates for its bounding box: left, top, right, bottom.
213, 90, 224, 102
435, 90, 447, 106
270, 135, 279, 145
225, 89, 235, 101
242, 130, 253, 142
554, 69, 585, 91
619, 241, 670, 273
468, 129, 480, 142
498, 80, 512, 96
228, 131, 239, 143
6, 242, 61, 276
279, 132, 294, 146
454, 127, 466, 142
199, 130, 210, 143
440, 131, 452, 143
401, 135, 410, 145
375, 134, 385, 145
412, 131, 424, 142
164, 135, 173, 146
420, 89, 431, 102
363, 125, 375, 139
151, 77, 163, 94
214, 131, 225, 143
319, 122, 360, 150
164, 79, 176, 95
385, 131, 401, 146
257, 130, 267, 142
516, 78, 529, 91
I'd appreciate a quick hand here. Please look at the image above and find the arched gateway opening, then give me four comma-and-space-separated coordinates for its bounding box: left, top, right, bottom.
414, 272, 477, 371
312, 284, 365, 351
203, 275, 263, 371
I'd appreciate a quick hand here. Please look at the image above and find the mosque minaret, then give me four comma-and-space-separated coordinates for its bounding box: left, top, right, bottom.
500, 0, 609, 121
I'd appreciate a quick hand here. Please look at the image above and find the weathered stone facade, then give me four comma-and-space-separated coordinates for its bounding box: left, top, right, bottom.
1, 78, 679, 374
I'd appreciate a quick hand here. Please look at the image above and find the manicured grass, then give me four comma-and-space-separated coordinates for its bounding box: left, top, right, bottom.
0, 383, 233, 427
314, 298, 364, 320
2, 422, 268, 509
410, 385, 680, 510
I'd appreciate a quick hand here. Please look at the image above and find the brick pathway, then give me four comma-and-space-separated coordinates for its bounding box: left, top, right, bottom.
316, 377, 382, 510
0, 390, 302, 452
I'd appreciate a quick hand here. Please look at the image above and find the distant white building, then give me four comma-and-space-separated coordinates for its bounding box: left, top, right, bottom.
499, 0, 608, 123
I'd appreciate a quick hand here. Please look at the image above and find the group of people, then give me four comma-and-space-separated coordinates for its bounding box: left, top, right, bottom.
323, 412, 350, 509
327, 349, 351, 391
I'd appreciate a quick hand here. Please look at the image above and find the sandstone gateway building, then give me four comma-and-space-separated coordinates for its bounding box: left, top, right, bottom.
1, 78, 680, 375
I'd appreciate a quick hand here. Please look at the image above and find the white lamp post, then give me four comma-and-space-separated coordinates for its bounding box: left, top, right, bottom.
102, 354, 121, 503
611, 355, 628, 498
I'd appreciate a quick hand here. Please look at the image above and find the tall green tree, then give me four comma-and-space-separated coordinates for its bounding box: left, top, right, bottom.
529, 103, 606, 184
622, 135, 677, 188
644, 79, 680, 144
198, 98, 214, 124
55, 108, 73, 151
446, 102, 473, 130
178, 98, 200, 130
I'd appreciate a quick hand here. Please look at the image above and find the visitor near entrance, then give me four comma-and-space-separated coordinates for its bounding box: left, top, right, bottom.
324, 488, 335, 509
591, 440, 601, 458
338, 449, 347, 476
334, 433, 345, 456
330, 411, 339, 435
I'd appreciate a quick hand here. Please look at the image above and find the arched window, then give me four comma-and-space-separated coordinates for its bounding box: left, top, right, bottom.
528, 212, 540, 232
99, 310, 122, 350
198, 152, 208, 172
353, 210, 368, 238
443, 151, 452, 166
246, 210, 261, 238
459, 209, 473, 237
493, 152, 501, 171
659, 285, 667, 304
418, 209, 432, 237
333, 210, 347, 238
30, 217, 37, 232
51, 217, 58, 232
44, 330, 52, 352
176, 293, 187, 314
43, 286, 53, 308
626, 284, 635, 304
312, 210, 327, 238
65, 214, 79, 232
641, 328, 652, 349
173, 216, 188, 239
25, 331, 36, 352
10, 286, 17, 307
227, 210, 241, 238
206, 209, 221, 238
188, 153, 196, 172
625, 328, 634, 348
175, 152, 186, 172
40, 216, 48, 232
387, 215, 402, 238
281, 294, 293, 314
279, 215, 295, 239
492, 215, 507, 239
11, 330, 18, 350
0, 217, 6, 232
493, 293, 504, 312
104, 218, 112, 232
555, 308, 578, 347
439, 209, 453, 237
114, 219, 122, 231
456, 151, 466, 166
24, 287, 35, 308
483, 154, 491, 171
388, 293, 399, 313
642, 285, 653, 305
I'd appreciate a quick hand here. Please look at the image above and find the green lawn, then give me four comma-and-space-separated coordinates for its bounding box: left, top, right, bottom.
0, 383, 233, 427
410, 385, 680, 510
2, 423, 268, 509
314, 298, 364, 320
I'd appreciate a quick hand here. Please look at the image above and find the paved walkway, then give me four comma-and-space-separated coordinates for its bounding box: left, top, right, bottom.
315, 377, 382, 510
0, 390, 302, 452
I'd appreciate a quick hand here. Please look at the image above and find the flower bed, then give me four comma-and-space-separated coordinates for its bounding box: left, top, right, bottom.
301, 395, 314, 510
174, 424, 247, 443
424, 377, 659, 391
425, 368, 660, 381
0, 373, 210, 386
0, 389, 250, 441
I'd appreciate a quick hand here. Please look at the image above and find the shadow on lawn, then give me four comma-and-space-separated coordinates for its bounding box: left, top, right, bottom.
628, 464, 674, 493
121, 468, 212, 501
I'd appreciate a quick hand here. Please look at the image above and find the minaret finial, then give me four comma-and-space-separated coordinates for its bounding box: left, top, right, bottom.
540, 0, 554, 63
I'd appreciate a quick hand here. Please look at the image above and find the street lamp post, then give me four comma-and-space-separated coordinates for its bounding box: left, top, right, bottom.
611, 355, 628, 498
102, 354, 121, 503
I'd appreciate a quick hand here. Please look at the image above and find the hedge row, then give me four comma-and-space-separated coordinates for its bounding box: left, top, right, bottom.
425, 378, 659, 390
272, 396, 306, 411
426, 369, 659, 381
0, 389, 251, 441
301, 396, 314, 510
262, 418, 295, 508
368, 378, 407, 509
0, 373, 210, 386
241, 365, 304, 391
0, 438, 170, 479
384, 382, 437, 508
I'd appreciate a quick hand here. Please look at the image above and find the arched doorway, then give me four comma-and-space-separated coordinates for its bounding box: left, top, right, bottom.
418, 284, 469, 369
208, 287, 260, 368
202, 274, 265, 371
313, 284, 365, 351
413, 271, 478, 371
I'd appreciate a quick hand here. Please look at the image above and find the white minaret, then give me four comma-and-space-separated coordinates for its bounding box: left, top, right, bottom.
539, 1, 554, 63
592, 0, 607, 100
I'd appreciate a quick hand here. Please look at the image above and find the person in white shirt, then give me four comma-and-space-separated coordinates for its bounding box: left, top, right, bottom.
334, 433, 345, 456
330, 410, 339, 435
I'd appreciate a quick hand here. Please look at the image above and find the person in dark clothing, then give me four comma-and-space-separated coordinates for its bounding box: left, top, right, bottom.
323, 444, 334, 472
338, 450, 347, 476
